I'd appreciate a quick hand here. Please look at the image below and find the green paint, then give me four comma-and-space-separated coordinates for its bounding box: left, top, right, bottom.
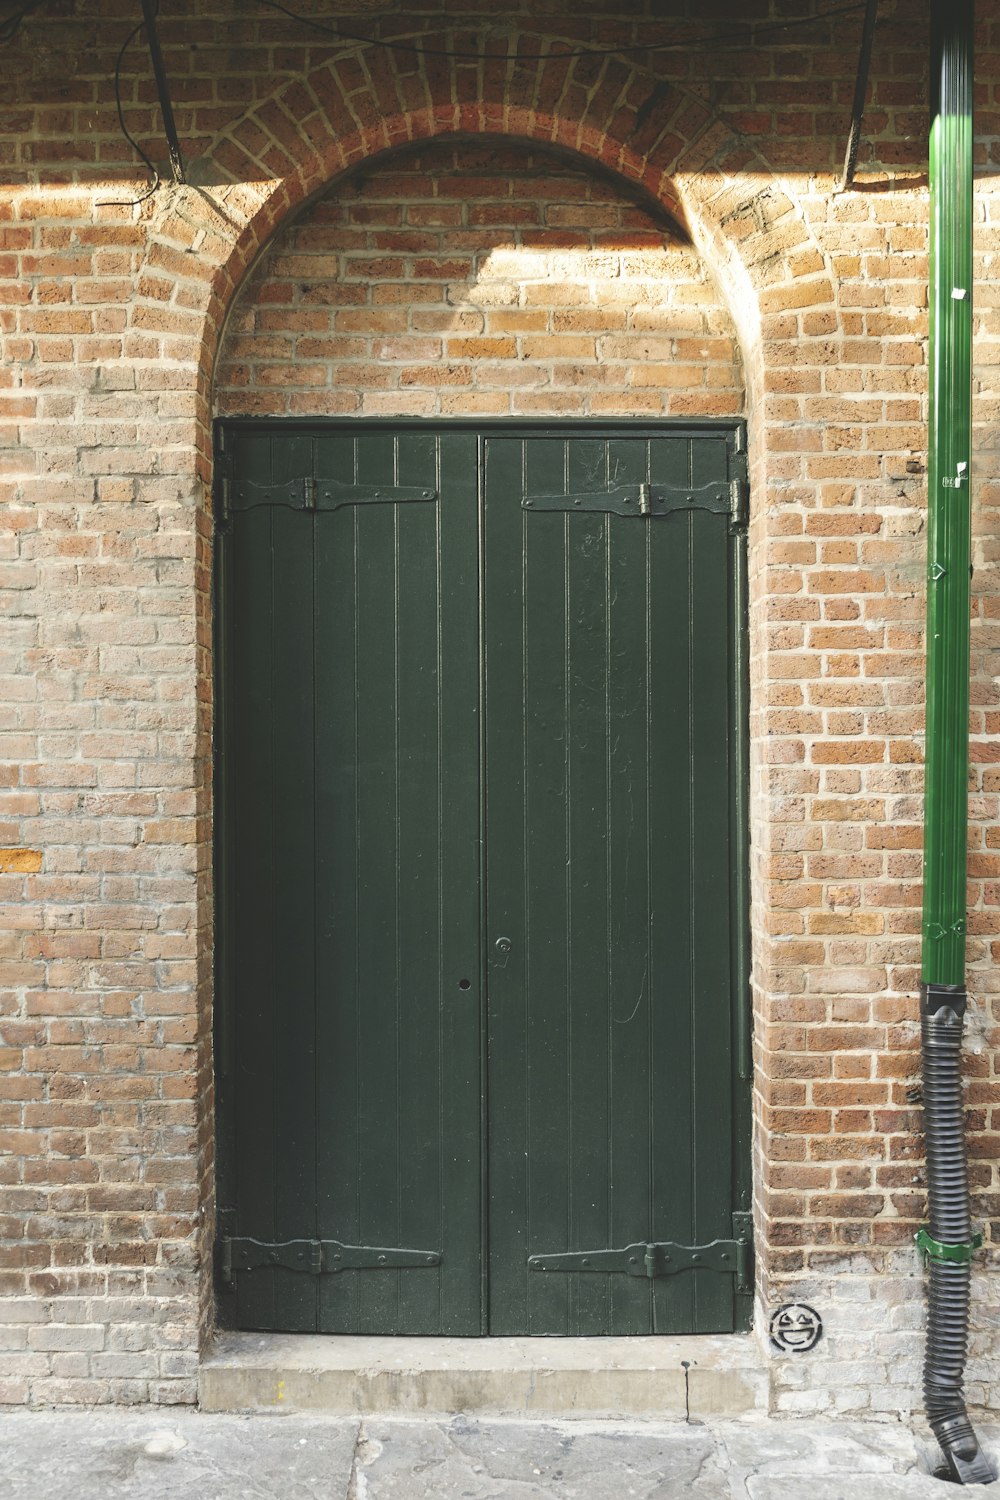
214, 421, 750, 1336
915, 1226, 983, 1265
922, 3, 974, 987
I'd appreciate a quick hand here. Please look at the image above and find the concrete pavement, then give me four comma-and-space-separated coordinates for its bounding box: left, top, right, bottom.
3, 1409, 998, 1499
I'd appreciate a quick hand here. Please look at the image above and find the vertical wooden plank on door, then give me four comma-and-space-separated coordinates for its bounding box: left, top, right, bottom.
563, 437, 612, 1337
682, 433, 736, 1333
519, 436, 577, 1336
352, 429, 405, 1334
268, 432, 319, 1331
393, 430, 443, 1334
647, 433, 735, 1334
605, 435, 655, 1336
483, 435, 532, 1335
434, 429, 483, 1334
646, 432, 697, 1336
314, 429, 362, 1333
227, 433, 278, 1330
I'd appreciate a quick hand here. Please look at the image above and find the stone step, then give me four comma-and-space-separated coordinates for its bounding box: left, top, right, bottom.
199, 1332, 769, 1419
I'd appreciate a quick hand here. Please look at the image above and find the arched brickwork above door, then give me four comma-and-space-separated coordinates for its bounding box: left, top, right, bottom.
129, 35, 838, 461
214, 137, 746, 422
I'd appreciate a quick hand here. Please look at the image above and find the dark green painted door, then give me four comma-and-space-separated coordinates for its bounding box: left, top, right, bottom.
214, 427, 483, 1335
214, 421, 749, 1338
484, 434, 747, 1334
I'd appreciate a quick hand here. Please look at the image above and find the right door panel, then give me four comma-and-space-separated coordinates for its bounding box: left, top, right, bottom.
484, 431, 744, 1336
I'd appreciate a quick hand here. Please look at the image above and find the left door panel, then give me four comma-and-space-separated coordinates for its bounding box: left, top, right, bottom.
215, 426, 483, 1334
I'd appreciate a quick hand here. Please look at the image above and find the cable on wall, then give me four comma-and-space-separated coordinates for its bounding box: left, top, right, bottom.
99, 6, 162, 206
253, 0, 871, 64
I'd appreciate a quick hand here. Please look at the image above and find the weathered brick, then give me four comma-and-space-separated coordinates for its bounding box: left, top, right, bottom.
0, 0, 997, 1422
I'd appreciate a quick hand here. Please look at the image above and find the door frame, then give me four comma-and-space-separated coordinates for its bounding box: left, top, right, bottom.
210, 415, 753, 1333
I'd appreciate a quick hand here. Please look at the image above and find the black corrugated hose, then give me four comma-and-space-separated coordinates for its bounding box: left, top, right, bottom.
920, 984, 994, 1485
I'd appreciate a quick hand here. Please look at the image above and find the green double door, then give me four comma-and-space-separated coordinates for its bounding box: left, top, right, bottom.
214, 421, 750, 1338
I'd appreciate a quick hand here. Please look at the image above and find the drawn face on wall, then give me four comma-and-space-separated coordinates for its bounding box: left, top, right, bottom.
769, 1303, 822, 1353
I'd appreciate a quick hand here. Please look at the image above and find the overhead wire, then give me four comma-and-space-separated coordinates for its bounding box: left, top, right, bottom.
88, 0, 871, 207
0, 1, 45, 44
253, 0, 871, 62
99, 3, 162, 206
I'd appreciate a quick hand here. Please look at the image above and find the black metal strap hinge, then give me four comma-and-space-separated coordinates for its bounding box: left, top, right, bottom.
528, 1232, 752, 1293
230, 477, 438, 515
217, 1236, 441, 1282
523, 480, 731, 520
213, 444, 234, 529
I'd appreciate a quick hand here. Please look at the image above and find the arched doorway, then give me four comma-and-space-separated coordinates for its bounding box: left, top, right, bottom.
211, 139, 751, 1338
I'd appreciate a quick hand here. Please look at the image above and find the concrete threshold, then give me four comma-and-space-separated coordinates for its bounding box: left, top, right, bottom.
199, 1331, 769, 1420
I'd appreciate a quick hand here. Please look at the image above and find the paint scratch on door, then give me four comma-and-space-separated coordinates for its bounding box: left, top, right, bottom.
613, 964, 647, 1025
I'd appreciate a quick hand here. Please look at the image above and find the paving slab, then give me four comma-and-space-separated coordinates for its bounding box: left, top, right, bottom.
1, 1409, 999, 1500
743, 1480, 962, 1500
725, 1421, 1000, 1499
721, 1417, 920, 1473
1, 1410, 360, 1500
351, 1416, 728, 1499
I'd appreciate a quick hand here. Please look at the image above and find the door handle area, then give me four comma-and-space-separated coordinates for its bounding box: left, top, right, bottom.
494, 936, 512, 969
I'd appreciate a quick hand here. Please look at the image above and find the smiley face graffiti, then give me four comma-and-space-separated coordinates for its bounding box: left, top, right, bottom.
769, 1302, 823, 1353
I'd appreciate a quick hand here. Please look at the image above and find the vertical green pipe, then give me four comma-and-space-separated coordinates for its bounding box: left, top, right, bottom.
917, 6, 993, 1486
922, 1, 974, 988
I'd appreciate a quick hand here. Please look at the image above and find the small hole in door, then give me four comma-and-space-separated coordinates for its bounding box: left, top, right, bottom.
458, 978, 471, 990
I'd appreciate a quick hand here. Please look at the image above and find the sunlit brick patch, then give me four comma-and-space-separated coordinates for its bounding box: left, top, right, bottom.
215, 140, 744, 421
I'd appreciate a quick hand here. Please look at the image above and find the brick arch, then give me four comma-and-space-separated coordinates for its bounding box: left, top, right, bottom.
132, 36, 838, 459
154, 38, 843, 1341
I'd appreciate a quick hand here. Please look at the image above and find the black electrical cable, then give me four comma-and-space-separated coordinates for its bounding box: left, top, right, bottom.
0, 2, 45, 44
89, 0, 870, 207
254, 0, 870, 63
99, 4, 162, 206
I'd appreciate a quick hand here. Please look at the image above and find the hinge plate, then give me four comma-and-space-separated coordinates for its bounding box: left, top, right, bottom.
523, 481, 730, 519
732, 1211, 753, 1294
528, 1235, 750, 1286
217, 1236, 442, 1280
213, 451, 234, 529
229, 477, 438, 514
728, 433, 749, 529
729, 477, 749, 529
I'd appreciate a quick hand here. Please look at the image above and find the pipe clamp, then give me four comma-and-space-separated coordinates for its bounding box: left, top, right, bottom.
915, 1227, 983, 1264
919, 981, 968, 1016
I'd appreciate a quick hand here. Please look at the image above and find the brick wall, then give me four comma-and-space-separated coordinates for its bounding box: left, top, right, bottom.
0, 0, 998, 1412
215, 141, 743, 419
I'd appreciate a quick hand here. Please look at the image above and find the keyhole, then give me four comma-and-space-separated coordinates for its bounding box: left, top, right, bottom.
458, 978, 471, 990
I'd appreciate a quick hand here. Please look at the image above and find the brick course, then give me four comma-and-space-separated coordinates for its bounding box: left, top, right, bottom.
0, 0, 998, 1413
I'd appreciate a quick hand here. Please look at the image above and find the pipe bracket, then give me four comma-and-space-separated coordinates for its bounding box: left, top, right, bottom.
920, 981, 968, 1016
916, 1227, 983, 1264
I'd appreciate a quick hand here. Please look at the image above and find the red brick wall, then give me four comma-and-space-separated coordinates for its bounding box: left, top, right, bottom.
215, 141, 743, 419
0, 0, 997, 1413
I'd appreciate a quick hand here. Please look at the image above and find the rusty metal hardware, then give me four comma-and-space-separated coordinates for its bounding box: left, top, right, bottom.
218, 1236, 442, 1281
528, 1229, 752, 1295
231, 476, 438, 514
523, 480, 740, 522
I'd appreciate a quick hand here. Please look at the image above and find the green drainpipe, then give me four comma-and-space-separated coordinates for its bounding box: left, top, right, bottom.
917, 0, 993, 1484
